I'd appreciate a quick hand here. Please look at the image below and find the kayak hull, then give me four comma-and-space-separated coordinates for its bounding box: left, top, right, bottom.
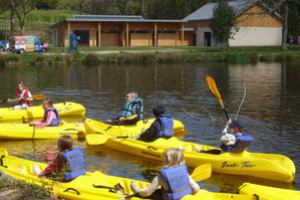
84, 119, 295, 183
0, 148, 258, 200
0, 102, 85, 121
239, 183, 300, 200
84, 117, 187, 137
0, 122, 86, 140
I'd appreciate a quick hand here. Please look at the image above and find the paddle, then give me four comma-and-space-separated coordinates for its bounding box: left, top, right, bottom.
119, 164, 212, 200
105, 114, 138, 123
206, 76, 229, 120
86, 134, 140, 145
1, 94, 46, 103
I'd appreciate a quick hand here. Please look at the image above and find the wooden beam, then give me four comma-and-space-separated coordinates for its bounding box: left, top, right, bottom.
126, 22, 129, 47
181, 24, 184, 46
154, 23, 157, 46
98, 22, 101, 46
67, 21, 71, 47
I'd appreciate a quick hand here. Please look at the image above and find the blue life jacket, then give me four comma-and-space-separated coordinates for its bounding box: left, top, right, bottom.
63, 148, 86, 180
120, 98, 144, 118
159, 165, 192, 200
156, 115, 174, 138
221, 132, 253, 154
44, 107, 61, 126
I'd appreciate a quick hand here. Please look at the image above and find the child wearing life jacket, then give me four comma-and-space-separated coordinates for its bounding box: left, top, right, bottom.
7, 81, 33, 110
32, 135, 86, 182
29, 98, 61, 127
197, 119, 253, 154
138, 105, 174, 142
130, 148, 199, 200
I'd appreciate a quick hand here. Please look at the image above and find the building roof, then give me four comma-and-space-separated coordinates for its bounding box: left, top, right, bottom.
49, 15, 185, 29
183, 0, 282, 21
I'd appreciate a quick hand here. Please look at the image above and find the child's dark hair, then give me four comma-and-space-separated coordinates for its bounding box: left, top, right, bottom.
153, 105, 165, 117
43, 98, 53, 107
56, 135, 73, 176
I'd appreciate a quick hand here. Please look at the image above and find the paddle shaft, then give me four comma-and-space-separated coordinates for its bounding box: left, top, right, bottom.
2, 94, 45, 104
112, 135, 139, 139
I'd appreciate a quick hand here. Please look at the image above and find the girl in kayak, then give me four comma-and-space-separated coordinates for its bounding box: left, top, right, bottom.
29, 98, 61, 127
7, 81, 33, 110
130, 148, 199, 199
32, 135, 86, 182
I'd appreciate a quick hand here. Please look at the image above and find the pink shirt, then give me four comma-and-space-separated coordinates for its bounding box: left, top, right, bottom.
40, 156, 59, 175
32, 110, 57, 127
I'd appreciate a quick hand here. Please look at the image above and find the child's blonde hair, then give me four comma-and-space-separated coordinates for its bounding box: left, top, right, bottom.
43, 98, 53, 108
163, 148, 185, 168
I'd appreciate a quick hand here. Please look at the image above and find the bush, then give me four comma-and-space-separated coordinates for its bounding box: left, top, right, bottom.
84, 53, 100, 65
0, 54, 5, 67
5, 55, 20, 62
35, 55, 45, 63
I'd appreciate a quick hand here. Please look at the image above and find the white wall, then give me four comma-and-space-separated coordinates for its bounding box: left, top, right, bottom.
229, 27, 282, 46
195, 27, 282, 46
52, 29, 58, 47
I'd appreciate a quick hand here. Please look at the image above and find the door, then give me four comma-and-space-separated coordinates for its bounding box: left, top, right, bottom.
204, 32, 211, 46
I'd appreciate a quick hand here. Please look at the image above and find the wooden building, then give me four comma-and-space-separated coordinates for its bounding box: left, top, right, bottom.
50, 0, 283, 47
184, 0, 283, 46
50, 15, 195, 47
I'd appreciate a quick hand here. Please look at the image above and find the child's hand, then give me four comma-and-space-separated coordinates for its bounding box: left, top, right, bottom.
7, 98, 11, 102
106, 119, 112, 123
227, 118, 232, 125
119, 117, 124, 122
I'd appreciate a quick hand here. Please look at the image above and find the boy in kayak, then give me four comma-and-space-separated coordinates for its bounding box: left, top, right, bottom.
32, 135, 86, 182
7, 81, 33, 110
106, 91, 143, 125
130, 148, 199, 199
197, 119, 253, 154
29, 98, 61, 127
138, 105, 174, 142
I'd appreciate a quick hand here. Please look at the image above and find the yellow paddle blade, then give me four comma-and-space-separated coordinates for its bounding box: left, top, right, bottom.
32, 94, 46, 100
206, 76, 221, 99
206, 76, 224, 108
0, 148, 8, 156
190, 164, 212, 182
174, 130, 189, 137
86, 134, 108, 145
124, 114, 138, 121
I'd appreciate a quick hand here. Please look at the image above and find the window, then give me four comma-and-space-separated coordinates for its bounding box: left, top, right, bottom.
136, 30, 151, 33
73, 30, 89, 44
101, 30, 120, 33
163, 30, 177, 34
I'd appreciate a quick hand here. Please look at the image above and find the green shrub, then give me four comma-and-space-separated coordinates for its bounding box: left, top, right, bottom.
84, 53, 100, 65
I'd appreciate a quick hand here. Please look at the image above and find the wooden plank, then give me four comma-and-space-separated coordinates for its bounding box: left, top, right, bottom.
181, 24, 184, 46
154, 23, 157, 46
67, 21, 70, 47
98, 22, 101, 46
126, 22, 129, 47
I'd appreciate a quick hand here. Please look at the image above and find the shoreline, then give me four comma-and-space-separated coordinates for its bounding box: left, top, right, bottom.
0, 46, 299, 67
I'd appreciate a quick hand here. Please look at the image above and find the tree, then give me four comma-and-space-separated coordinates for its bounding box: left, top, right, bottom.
258, 0, 300, 50
36, 0, 58, 10
11, 0, 38, 35
210, 1, 238, 51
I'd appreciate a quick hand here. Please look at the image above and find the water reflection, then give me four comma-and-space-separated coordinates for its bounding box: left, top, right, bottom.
0, 61, 299, 192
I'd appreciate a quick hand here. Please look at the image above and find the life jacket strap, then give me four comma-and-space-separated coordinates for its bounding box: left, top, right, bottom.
167, 185, 191, 194
69, 166, 85, 173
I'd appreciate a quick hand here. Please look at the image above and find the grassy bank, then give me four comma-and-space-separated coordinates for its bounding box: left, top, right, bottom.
0, 46, 300, 67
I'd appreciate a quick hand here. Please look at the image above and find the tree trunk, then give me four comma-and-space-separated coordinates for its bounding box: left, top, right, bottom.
10, 9, 15, 36
281, 2, 288, 50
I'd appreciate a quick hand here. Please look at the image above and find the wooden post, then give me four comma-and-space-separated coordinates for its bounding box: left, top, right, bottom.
181, 24, 184, 46
98, 22, 101, 46
154, 23, 157, 46
67, 21, 71, 47
126, 22, 129, 47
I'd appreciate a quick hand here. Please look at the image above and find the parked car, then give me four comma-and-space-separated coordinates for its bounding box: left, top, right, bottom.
9, 36, 49, 54
0, 40, 8, 51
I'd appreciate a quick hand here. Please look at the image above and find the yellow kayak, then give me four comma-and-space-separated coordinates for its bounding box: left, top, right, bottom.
85, 117, 187, 137
84, 118, 295, 183
0, 121, 86, 140
0, 102, 85, 121
239, 183, 300, 200
0, 148, 258, 200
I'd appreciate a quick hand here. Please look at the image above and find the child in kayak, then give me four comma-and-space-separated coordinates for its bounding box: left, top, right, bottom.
138, 105, 174, 142
7, 81, 33, 110
29, 98, 61, 127
130, 148, 199, 199
197, 119, 253, 154
32, 135, 86, 182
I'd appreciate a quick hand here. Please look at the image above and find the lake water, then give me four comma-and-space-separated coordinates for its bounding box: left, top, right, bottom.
0, 61, 299, 193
